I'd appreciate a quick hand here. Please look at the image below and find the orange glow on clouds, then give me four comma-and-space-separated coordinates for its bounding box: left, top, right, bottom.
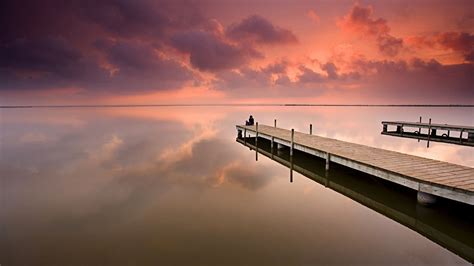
1, 0, 472, 105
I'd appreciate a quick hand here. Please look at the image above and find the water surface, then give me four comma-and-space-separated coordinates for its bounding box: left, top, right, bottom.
1, 106, 473, 265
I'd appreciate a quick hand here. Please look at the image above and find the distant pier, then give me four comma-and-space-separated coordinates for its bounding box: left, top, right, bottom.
236, 123, 474, 205
382, 120, 474, 147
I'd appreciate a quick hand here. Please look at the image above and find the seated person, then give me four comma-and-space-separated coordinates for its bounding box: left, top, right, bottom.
248, 115, 254, 125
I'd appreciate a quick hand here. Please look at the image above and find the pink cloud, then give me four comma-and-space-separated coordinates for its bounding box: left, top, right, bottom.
226, 15, 298, 45
339, 4, 403, 57
307, 9, 320, 24
406, 32, 474, 62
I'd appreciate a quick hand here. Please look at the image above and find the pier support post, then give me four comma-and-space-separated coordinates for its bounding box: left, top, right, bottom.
255, 122, 259, 146
290, 129, 294, 156
271, 136, 274, 150
325, 170, 329, 187
255, 123, 259, 161
325, 153, 330, 171
243, 128, 246, 144
277, 143, 285, 149
468, 132, 474, 143
290, 155, 293, 183
310, 124, 312, 135
417, 191, 437, 205
396, 125, 403, 134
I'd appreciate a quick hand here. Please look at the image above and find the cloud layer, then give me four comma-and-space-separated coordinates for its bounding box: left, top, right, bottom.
0, 1, 472, 104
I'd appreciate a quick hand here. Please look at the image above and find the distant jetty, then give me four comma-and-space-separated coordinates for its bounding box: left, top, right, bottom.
382, 119, 474, 147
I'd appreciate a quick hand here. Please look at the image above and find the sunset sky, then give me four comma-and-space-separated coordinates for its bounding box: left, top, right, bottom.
1, 0, 473, 105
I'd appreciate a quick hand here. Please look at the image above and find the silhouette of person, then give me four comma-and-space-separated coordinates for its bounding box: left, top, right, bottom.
248, 115, 254, 125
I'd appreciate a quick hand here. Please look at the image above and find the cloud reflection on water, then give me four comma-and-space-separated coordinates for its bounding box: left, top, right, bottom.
0, 106, 471, 265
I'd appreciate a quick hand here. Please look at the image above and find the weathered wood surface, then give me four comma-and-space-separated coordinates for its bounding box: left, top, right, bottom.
237, 124, 474, 201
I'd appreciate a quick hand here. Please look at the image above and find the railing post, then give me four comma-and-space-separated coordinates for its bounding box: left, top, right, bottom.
418, 116, 422, 142
274, 119, 277, 127
310, 124, 312, 135
427, 118, 431, 148
290, 128, 294, 156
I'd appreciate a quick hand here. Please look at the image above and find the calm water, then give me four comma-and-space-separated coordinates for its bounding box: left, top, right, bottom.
1, 106, 473, 265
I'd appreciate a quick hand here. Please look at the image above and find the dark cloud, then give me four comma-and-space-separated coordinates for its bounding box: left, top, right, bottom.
466, 50, 474, 62
0, 37, 108, 90
213, 55, 471, 103
350, 57, 474, 102
214, 69, 269, 90
377, 34, 404, 57
0, 1, 83, 42
0, 0, 204, 93
1, 37, 81, 75
1, 0, 299, 94
80, 0, 204, 40
261, 60, 289, 74
407, 32, 474, 62
0, 0, 204, 42
321, 62, 339, 79
410, 58, 442, 71
0, 36, 193, 92
435, 32, 474, 52
213, 60, 292, 90
340, 4, 403, 57
226, 15, 298, 45
297, 66, 325, 83
96, 39, 194, 90
214, 59, 362, 94
171, 31, 262, 71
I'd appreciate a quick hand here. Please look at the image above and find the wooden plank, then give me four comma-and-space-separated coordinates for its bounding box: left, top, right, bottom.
401, 167, 471, 177
427, 171, 474, 181
444, 178, 474, 186
428, 174, 474, 184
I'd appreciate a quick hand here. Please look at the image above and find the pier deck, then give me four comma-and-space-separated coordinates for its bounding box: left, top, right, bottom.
236, 124, 474, 205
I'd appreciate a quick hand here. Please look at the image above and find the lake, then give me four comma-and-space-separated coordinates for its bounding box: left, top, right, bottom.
1, 106, 473, 265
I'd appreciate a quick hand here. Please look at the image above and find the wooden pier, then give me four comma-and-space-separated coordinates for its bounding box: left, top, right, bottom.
382, 120, 474, 147
236, 123, 474, 205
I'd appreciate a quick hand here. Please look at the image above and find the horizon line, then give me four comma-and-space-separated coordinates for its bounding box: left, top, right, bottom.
1, 103, 474, 108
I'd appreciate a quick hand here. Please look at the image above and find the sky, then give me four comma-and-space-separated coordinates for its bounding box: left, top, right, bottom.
0, 0, 473, 105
